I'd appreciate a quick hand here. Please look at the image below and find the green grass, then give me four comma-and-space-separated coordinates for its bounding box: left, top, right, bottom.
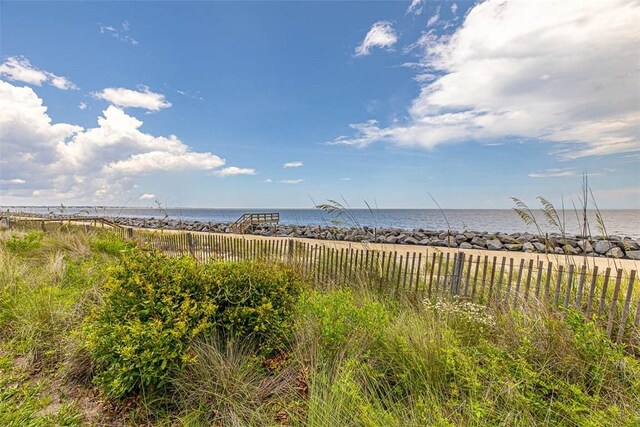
1, 229, 639, 426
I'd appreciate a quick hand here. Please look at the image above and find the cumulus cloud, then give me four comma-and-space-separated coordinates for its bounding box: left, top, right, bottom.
0, 56, 77, 90
280, 179, 304, 184
139, 193, 156, 200
283, 161, 303, 168
0, 80, 238, 203
103, 151, 224, 175
78, 102, 87, 110
98, 21, 138, 45
335, 0, 640, 159
214, 166, 257, 177
93, 86, 171, 111
355, 21, 398, 56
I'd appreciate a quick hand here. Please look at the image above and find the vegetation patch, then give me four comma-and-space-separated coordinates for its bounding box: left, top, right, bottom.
4, 230, 44, 254
1, 229, 639, 426
84, 249, 303, 398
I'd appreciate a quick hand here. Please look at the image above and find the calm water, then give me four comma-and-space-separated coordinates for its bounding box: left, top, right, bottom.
4, 207, 640, 238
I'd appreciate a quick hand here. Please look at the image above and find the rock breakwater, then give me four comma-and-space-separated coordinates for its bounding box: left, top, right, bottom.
100, 216, 640, 260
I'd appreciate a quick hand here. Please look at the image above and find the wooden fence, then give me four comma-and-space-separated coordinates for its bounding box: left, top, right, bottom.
6, 217, 640, 344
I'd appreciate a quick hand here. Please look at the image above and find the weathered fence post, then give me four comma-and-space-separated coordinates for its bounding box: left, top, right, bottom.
288, 239, 294, 262
127, 227, 133, 239
187, 233, 195, 258
451, 253, 465, 295
41, 220, 46, 232
616, 270, 636, 343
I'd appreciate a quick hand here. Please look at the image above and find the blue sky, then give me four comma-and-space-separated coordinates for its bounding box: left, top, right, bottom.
1, 0, 638, 209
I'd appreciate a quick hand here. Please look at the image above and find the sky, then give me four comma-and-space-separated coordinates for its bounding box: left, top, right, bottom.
0, 0, 639, 209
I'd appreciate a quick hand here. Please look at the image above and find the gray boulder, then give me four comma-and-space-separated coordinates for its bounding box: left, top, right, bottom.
593, 240, 613, 254
606, 247, 624, 258
564, 245, 580, 255
504, 243, 523, 251
455, 234, 468, 243
404, 236, 419, 245
486, 239, 503, 250
497, 233, 515, 244
459, 242, 473, 249
516, 233, 534, 243
471, 236, 486, 247
533, 242, 546, 252
626, 250, 640, 260
577, 240, 593, 253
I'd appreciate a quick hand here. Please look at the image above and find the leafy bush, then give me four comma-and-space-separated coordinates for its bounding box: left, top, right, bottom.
201, 261, 304, 352
4, 231, 44, 253
297, 289, 390, 360
84, 249, 303, 398
89, 232, 134, 256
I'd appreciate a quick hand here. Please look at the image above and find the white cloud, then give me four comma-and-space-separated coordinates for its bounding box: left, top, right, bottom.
0, 57, 47, 85
139, 193, 156, 200
98, 21, 138, 45
427, 7, 440, 27
283, 161, 303, 168
176, 89, 204, 101
355, 21, 398, 56
340, 177, 352, 181
103, 151, 224, 175
263, 178, 273, 183
78, 102, 87, 110
528, 167, 615, 178
0, 179, 26, 184
0, 56, 77, 90
528, 168, 577, 178
93, 86, 171, 111
49, 75, 77, 90
214, 166, 257, 177
335, 0, 640, 159
451, 3, 458, 15
0, 80, 233, 203
406, 0, 424, 15
280, 179, 304, 184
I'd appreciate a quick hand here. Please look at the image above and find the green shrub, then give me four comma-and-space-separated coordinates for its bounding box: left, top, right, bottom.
297, 289, 390, 360
4, 231, 44, 253
201, 261, 304, 352
89, 232, 134, 256
84, 249, 303, 398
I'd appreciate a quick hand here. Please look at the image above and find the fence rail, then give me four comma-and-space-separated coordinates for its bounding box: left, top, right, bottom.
6, 217, 639, 344
230, 212, 279, 233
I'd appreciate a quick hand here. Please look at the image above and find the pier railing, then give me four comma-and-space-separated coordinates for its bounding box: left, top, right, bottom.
230, 212, 279, 233
5, 216, 639, 345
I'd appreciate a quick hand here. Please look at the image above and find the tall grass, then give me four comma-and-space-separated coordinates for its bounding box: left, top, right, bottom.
1, 229, 639, 426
